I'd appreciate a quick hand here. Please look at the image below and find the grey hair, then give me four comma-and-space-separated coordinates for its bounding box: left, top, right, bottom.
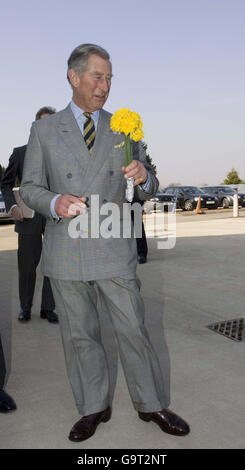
67, 43, 111, 83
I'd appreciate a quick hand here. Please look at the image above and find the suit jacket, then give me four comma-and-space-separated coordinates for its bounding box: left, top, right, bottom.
1, 145, 44, 235
20, 105, 159, 281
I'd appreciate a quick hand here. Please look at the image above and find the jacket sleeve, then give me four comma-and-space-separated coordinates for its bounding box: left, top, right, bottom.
132, 141, 159, 201
1, 149, 19, 212
20, 122, 58, 219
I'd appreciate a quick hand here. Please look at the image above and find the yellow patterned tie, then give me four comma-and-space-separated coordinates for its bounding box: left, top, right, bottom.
83, 112, 95, 153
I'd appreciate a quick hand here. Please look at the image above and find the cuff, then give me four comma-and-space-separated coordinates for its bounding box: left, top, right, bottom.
138, 171, 151, 193
50, 194, 62, 220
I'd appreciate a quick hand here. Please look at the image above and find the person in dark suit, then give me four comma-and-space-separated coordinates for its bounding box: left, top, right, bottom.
1, 107, 58, 323
0, 335, 16, 412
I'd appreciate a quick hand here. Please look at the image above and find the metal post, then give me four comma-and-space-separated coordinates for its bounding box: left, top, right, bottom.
153, 202, 157, 237
233, 194, 239, 217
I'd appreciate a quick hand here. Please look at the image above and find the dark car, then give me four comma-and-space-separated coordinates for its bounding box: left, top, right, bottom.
0, 191, 13, 222
163, 186, 218, 211
200, 186, 245, 208
144, 191, 175, 213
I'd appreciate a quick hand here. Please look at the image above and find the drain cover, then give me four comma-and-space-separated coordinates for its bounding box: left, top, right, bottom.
207, 318, 245, 342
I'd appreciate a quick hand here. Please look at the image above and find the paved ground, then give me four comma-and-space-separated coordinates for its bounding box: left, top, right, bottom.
0, 208, 245, 449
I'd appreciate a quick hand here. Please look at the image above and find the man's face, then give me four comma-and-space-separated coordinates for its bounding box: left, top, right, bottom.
70, 54, 112, 112
39, 113, 51, 119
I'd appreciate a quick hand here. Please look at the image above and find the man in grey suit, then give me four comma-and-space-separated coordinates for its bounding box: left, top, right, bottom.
20, 44, 190, 441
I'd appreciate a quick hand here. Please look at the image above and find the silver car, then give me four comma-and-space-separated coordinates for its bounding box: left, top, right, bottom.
200, 186, 245, 208
144, 192, 175, 213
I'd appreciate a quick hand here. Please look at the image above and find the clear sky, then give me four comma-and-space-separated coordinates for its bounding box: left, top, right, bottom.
1, 0, 245, 187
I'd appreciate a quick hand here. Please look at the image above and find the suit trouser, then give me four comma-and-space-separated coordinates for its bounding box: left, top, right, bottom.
50, 276, 167, 416
18, 233, 55, 312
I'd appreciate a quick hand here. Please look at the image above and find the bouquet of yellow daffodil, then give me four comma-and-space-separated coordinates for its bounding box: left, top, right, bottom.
110, 108, 144, 201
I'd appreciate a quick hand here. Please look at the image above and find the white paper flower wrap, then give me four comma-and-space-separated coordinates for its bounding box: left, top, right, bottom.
125, 176, 134, 202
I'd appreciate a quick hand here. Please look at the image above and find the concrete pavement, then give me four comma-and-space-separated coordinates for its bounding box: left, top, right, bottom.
0, 210, 245, 449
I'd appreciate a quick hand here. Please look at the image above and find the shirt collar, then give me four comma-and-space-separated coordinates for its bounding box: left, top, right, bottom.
70, 100, 100, 121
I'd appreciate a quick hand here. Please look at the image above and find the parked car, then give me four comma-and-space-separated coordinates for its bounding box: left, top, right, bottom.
144, 191, 175, 213
200, 186, 245, 208
163, 186, 218, 211
0, 191, 13, 222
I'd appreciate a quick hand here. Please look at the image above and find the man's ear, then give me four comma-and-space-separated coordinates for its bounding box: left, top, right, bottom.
67, 69, 80, 88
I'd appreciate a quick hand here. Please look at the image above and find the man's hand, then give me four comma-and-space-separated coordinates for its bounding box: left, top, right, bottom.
55, 194, 88, 218
122, 160, 147, 186
11, 206, 24, 221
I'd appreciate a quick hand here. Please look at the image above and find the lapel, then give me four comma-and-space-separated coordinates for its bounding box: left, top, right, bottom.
79, 109, 114, 195
57, 106, 114, 195
57, 105, 90, 168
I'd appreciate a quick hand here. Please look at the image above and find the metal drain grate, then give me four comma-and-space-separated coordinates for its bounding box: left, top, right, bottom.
207, 318, 245, 342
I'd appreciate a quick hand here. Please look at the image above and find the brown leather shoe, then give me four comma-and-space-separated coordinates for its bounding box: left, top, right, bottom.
69, 407, 111, 442
138, 408, 190, 436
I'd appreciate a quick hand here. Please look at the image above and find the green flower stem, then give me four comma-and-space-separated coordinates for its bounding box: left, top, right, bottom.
125, 135, 132, 167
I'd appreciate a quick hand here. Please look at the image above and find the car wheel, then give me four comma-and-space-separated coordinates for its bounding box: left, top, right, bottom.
184, 200, 193, 211
222, 198, 229, 208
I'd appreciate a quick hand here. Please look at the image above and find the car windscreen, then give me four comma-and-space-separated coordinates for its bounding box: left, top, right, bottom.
182, 187, 204, 195
218, 187, 235, 194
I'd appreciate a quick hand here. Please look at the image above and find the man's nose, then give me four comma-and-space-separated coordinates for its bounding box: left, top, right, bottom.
99, 78, 110, 92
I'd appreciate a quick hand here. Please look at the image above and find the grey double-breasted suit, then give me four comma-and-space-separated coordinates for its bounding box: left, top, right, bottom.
20, 104, 167, 415
20, 106, 157, 280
